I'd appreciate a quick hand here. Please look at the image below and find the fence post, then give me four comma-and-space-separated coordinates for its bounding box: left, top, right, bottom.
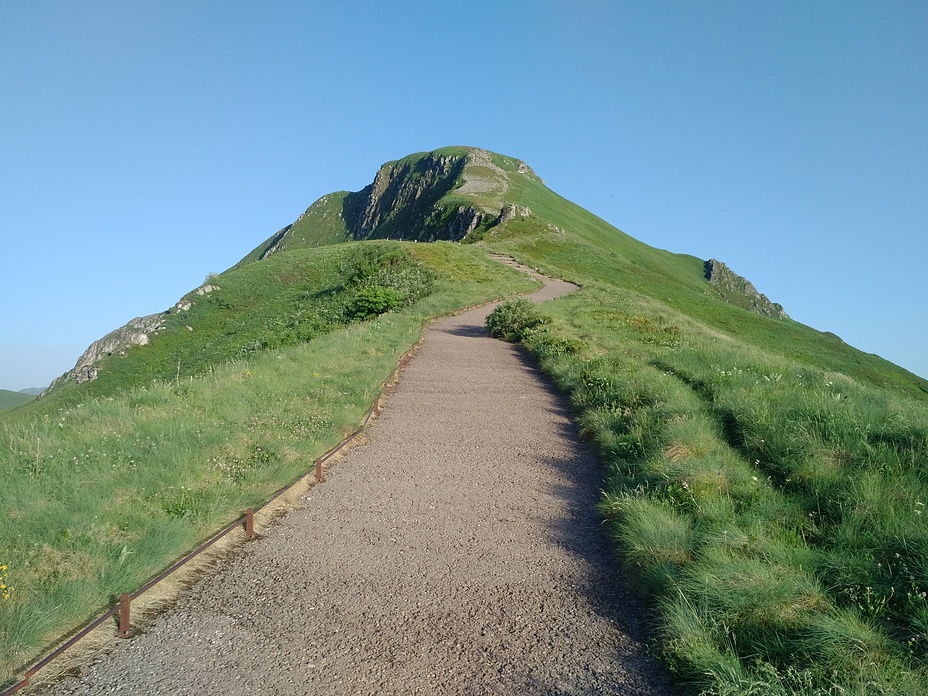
244, 508, 254, 539
118, 593, 131, 637
315, 457, 323, 483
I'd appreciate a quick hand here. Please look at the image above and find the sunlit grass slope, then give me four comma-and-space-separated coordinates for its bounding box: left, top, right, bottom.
43, 242, 434, 403
469, 153, 927, 400
0, 242, 536, 685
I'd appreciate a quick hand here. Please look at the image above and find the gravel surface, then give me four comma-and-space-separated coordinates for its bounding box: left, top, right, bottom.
39, 266, 678, 695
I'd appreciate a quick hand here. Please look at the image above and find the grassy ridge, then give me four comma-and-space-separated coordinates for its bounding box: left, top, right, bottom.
476, 167, 928, 400
0, 243, 535, 685
42, 242, 439, 404
467, 148, 928, 692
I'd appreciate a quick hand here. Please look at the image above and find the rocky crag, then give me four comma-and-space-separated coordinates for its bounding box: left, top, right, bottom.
43, 284, 219, 394
246, 147, 538, 262
704, 258, 788, 319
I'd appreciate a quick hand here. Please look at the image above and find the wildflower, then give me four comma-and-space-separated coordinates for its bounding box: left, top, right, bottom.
0, 564, 11, 601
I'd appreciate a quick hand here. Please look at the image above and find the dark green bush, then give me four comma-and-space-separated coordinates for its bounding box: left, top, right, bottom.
346, 285, 403, 320
485, 298, 549, 342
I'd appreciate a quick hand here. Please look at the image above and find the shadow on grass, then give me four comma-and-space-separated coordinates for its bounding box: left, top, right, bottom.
505, 347, 683, 694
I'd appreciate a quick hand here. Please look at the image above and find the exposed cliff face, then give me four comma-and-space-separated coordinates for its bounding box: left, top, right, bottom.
341, 150, 490, 242
339, 147, 539, 243
705, 259, 788, 319
343, 151, 466, 239
247, 147, 540, 260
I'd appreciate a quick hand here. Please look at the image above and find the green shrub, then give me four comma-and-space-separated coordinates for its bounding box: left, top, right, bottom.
345, 286, 403, 320
485, 298, 549, 342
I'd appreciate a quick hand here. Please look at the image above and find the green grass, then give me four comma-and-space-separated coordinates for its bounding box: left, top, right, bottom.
38, 242, 442, 405
0, 242, 534, 685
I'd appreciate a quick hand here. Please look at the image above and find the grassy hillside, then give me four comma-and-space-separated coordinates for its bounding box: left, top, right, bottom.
5, 147, 926, 693
0, 243, 536, 685
54, 243, 435, 400
467, 155, 927, 400
0, 390, 33, 412
237, 146, 927, 399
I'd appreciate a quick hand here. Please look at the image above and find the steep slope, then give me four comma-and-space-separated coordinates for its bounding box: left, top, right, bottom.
236, 147, 540, 264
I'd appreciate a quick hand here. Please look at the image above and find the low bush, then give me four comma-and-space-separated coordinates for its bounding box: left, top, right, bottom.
345, 286, 403, 320
485, 298, 549, 342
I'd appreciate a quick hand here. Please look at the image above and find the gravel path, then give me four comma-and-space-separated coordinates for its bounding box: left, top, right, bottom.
41, 265, 677, 695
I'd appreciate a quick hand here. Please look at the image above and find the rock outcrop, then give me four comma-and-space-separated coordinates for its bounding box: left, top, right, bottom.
705, 259, 788, 319
43, 313, 167, 394
43, 283, 221, 394
344, 152, 465, 239
339, 148, 538, 243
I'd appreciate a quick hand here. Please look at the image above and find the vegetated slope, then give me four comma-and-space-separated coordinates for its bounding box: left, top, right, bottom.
41, 244, 435, 402
0, 390, 33, 412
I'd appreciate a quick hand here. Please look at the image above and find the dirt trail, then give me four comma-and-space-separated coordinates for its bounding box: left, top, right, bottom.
42, 263, 676, 695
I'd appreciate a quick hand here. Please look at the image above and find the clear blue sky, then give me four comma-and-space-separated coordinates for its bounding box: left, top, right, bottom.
2, 1, 926, 391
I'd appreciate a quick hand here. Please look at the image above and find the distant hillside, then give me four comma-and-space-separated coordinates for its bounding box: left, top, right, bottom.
0, 389, 33, 411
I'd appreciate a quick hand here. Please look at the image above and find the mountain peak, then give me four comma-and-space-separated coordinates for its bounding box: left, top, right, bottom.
240, 147, 541, 263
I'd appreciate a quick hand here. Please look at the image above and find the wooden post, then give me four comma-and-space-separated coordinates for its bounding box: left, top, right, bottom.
244, 508, 254, 540
118, 593, 131, 637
